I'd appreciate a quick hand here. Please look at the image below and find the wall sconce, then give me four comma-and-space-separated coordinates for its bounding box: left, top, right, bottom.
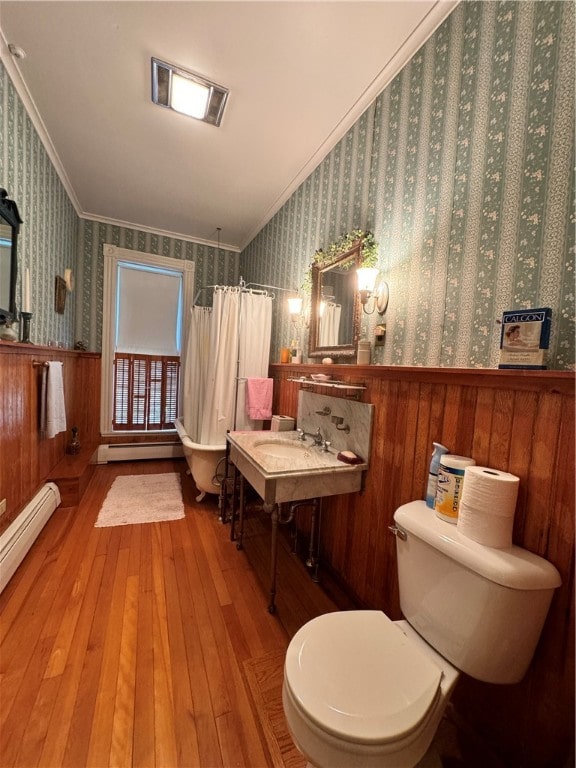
287, 295, 303, 316
288, 293, 310, 330
357, 267, 389, 315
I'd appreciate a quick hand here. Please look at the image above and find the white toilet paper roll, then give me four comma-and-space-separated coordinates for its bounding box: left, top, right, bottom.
457, 466, 520, 548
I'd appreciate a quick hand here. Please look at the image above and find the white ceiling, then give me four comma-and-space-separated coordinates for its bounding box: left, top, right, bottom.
0, 1, 457, 251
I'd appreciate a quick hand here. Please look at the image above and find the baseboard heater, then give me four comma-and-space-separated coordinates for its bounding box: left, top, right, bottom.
97, 442, 184, 463
0, 482, 61, 593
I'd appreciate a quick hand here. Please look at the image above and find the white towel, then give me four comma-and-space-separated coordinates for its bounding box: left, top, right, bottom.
41, 361, 67, 439
246, 377, 273, 420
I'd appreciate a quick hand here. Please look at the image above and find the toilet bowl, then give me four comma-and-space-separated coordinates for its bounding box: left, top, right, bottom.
282, 611, 459, 768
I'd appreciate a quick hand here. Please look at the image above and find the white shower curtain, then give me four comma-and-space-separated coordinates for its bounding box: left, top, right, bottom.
200, 288, 241, 445
182, 306, 212, 442
183, 287, 273, 445
319, 303, 341, 347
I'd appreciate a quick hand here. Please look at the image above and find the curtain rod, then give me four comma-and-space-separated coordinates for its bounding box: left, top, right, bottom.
193, 277, 295, 306
244, 281, 294, 293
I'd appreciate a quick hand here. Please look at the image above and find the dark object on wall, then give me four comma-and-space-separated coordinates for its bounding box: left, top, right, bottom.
66, 426, 81, 455
74, 340, 88, 351
0, 188, 23, 322
55, 275, 66, 314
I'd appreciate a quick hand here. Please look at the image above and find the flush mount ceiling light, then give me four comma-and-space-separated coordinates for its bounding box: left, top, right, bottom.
151, 58, 228, 127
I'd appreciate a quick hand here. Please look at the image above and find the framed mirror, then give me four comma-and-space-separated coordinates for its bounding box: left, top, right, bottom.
308, 239, 363, 359
0, 189, 23, 322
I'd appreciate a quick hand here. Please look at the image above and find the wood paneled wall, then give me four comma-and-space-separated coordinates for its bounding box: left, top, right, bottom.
270, 363, 574, 768
0, 342, 101, 529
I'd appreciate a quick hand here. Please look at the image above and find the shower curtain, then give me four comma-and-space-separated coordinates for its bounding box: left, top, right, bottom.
182, 287, 272, 444
182, 305, 212, 443
319, 303, 341, 347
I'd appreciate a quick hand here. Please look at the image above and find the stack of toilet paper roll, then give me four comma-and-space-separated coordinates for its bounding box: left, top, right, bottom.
456, 466, 520, 548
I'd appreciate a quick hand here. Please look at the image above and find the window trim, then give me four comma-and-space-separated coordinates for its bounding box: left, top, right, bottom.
101, 244, 194, 436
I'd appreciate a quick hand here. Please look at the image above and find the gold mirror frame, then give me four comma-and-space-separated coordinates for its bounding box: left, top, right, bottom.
308, 239, 363, 359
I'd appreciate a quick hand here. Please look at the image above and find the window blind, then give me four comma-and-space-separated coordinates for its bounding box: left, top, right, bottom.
116, 262, 182, 356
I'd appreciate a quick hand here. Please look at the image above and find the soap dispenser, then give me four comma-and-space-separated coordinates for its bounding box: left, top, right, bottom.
425, 442, 449, 508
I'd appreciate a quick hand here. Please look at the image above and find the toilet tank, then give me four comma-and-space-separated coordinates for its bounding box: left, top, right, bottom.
393, 501, 561, 684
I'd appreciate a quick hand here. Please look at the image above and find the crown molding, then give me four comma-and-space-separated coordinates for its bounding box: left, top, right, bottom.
1, 1, 459, 255
82, 213, 241, 253
0, 29, 83, 215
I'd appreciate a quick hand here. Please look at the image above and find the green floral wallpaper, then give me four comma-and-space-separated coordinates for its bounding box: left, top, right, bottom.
2, 1, 574, 368
241, 1, 575, 370
0, 62, 77, 347
76, 221, 239, 351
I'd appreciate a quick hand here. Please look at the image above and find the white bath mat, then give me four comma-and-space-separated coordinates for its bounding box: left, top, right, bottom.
95, 473, 184, 528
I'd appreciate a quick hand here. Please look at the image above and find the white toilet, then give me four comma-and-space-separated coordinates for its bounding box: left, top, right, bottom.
282, 500, 561, 768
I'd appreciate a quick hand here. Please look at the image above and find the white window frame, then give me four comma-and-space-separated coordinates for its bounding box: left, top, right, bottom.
100, 244, 194, 437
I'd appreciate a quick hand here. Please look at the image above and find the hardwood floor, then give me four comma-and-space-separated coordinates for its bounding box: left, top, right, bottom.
0, 459, 339, 768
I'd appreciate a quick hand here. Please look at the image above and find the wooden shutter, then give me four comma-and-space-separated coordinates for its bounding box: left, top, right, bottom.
113, 353, 180, 431
113, 355, 131, 428
163, 357, 180, 428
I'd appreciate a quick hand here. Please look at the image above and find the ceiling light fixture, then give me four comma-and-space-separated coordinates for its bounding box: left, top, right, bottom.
151, 58, 229, 127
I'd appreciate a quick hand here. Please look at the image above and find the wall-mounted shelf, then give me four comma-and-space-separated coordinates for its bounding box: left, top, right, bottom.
288, 377, 366, 391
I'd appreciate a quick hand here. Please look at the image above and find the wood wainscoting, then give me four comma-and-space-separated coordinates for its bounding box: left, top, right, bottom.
0, 342, 101, 528
270, 363, 575, 768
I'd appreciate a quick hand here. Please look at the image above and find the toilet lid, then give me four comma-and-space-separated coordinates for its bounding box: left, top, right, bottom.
284, 611, 443, 745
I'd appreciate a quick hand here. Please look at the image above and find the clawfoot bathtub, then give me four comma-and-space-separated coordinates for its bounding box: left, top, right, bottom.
174, 418, 227, 502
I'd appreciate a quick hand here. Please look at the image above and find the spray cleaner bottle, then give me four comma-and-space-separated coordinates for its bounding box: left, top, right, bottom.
426, 442, 449, 508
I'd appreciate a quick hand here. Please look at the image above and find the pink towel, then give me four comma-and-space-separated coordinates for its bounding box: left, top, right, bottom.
246, 377, 273, 420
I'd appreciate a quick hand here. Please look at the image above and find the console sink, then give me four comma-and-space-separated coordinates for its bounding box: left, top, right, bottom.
226, 428, 369, 614
227, 430, 366, 505
227, 394, 374, 614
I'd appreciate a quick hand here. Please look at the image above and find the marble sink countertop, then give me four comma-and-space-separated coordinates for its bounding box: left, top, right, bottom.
227, 430, 367, 476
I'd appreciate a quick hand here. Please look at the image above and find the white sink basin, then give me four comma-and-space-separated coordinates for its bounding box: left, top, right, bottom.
253, 439, 312, 460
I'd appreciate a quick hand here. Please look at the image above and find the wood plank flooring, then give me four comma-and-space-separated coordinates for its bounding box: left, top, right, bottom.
0, 459, 338, 768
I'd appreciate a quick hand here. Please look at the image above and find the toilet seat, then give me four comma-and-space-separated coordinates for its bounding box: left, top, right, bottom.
284, 611, 443, 746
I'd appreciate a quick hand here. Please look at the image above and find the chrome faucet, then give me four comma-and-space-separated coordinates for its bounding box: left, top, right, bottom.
297, 427, 324, 445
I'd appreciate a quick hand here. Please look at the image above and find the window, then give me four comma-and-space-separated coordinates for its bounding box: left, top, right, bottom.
101, 245, 194, 435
